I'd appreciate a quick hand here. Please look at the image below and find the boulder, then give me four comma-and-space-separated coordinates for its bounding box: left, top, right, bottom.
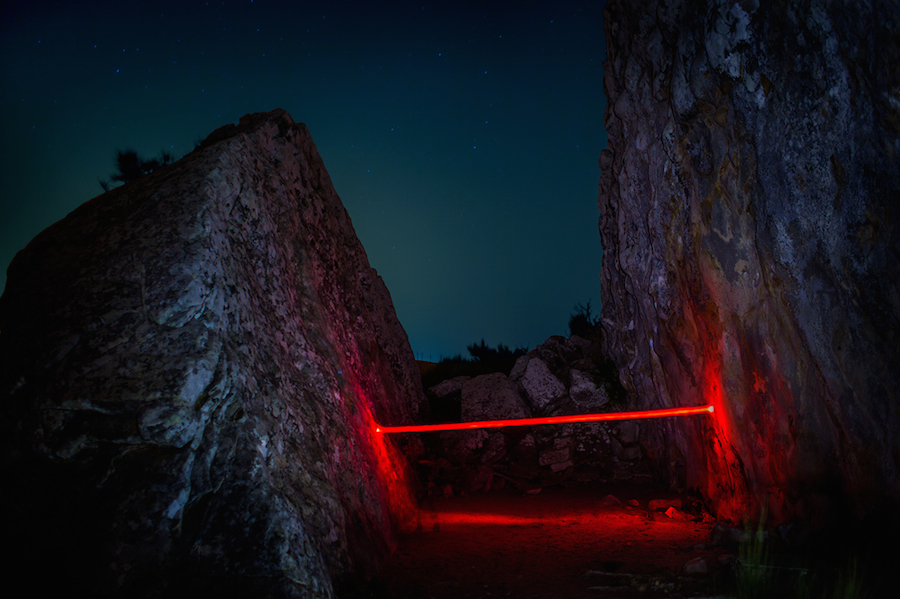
518, 357, 567, 413
0, 110, 426, 597
436, 373, 528, 467
539, 438, 575, 472
569, 369, 609, 409
461, 372, 529, 421
509, 354, 530, 381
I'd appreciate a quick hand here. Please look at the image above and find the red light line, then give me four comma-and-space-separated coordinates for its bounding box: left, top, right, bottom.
375, 405, 714, 433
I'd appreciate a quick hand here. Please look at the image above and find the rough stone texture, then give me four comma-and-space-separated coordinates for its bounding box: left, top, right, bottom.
599, 1, 900, 527
569, 369, 610, 409
436, 374, 528, 467
0, 109, 426, 597
461, 373, 530, 422
516, 357, 567, 413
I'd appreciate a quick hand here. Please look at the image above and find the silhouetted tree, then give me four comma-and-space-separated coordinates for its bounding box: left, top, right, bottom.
466, 339, 526, 364
110, 150, 144, 184
568, 300, 601, 339
99, 149, 176, 191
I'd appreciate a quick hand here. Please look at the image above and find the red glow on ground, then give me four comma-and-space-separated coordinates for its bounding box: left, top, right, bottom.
375, 405, 714, 434
385, 485, 720, 598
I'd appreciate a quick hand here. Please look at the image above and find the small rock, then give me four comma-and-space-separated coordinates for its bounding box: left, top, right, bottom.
550, 459, 574, 472
649, 498, 683, 511
539, 446, 572, 466
665, 506, 679, 518
479, 433, 507, 464
683, 557, 708, 575
627, 499, 640, 507
554, 436, 575, 450
442, 483, 454, 498
600, 494, 623, 506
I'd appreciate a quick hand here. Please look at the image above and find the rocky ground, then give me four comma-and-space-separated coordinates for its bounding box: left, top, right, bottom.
364, 336, 737, 597
380, 480, 726, 599
367, 477, 893, 599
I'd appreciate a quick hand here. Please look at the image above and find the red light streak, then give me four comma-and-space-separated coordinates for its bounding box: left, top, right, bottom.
375, 405, 714, 433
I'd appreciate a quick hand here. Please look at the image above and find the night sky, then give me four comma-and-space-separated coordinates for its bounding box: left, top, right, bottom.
1, 0, 608, 361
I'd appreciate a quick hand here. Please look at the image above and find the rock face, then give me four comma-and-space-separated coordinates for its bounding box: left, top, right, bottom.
0, 109, 426, 597
599, 1, 900, 527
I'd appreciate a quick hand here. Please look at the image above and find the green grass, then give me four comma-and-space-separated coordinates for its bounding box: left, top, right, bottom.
731, 524, 868, 599
734, 527, 774, 599
828, 557, 866, 599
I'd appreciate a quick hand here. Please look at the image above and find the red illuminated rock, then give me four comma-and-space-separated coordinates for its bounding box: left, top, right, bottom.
649, 498, 683, 512
599, 1, 900, 528
0, 109, 426, 597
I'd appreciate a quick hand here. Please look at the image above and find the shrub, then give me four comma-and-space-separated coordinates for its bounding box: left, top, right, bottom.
420, 340, 527, 391
569, 300, 602, 340
99, 149, 175, 191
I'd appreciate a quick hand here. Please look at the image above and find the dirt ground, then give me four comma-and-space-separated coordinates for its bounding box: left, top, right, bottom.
379, 481, 731, 598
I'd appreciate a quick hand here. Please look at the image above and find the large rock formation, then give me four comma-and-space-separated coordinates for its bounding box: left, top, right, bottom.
599, 0, 900, 528
0, 109, 426, 597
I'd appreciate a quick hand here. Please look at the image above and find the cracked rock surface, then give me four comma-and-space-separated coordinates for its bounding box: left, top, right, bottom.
0, 109, 425, 598
599, 0, 900, 526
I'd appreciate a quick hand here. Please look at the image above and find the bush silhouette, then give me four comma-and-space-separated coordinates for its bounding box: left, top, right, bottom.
568, 299, 601, 339
420, 340, 527, 391
99, 149, 175, 191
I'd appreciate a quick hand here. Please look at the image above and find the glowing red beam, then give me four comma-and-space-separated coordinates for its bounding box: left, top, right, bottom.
375, 405, 714, 433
